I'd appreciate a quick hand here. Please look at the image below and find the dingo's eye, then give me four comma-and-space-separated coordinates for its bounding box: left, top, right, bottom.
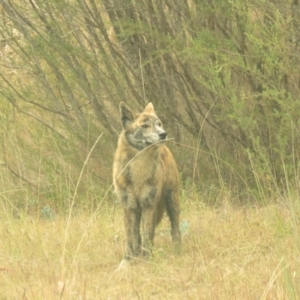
141, 124, 150, 128
158, 122, 162, 127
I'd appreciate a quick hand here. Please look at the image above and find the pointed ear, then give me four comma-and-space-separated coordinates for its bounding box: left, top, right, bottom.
119, 102, 134, 128
143, 102, 155, 114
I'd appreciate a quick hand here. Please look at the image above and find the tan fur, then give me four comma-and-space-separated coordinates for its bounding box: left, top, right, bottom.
113, 102, 181, 261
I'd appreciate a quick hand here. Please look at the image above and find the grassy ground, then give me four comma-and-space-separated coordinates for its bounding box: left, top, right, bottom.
1, 195, 300, 299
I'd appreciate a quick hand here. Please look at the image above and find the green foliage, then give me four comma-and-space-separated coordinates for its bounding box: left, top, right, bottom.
1, 0, 300, 205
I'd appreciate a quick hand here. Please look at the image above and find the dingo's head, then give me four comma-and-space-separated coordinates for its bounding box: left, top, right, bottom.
119, 102, 167, 150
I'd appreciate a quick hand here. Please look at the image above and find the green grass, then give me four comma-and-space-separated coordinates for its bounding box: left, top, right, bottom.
1, 196, 299, 299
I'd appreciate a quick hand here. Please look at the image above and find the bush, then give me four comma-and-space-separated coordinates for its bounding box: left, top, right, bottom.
1, 0, 300, 205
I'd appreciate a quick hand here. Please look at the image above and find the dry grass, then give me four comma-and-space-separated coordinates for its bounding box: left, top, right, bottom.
0, 197, 299, 299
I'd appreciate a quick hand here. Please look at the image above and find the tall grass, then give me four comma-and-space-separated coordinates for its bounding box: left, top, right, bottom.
1, 1, 300, 298
1, 188, 300, 299
1, 87, 300, 298
1, 137, 300, 299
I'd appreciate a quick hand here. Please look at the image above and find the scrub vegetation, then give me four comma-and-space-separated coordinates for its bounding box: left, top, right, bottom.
1, 1, 300, 298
